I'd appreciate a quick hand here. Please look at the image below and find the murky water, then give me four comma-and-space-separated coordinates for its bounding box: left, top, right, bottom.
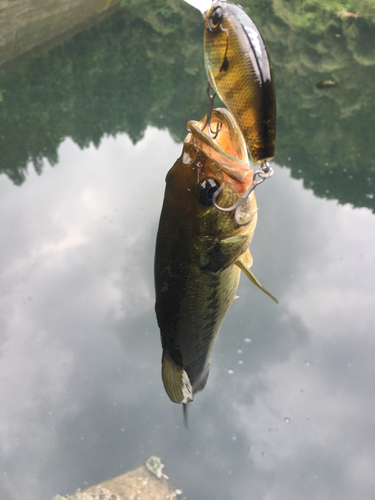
1, 2, 375, 499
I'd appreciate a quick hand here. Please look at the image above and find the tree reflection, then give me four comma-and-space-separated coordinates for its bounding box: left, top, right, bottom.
0, 0, 374, 211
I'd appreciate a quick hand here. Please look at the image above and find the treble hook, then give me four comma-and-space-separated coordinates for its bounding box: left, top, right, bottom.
184, 83, 222, 139
201, 83, 222, 138
212, 162, 274, 226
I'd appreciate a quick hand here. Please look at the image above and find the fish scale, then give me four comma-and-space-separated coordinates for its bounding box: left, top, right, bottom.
155, 108, 277, 407
155, 2, 278, 411
155, 109, 259, 405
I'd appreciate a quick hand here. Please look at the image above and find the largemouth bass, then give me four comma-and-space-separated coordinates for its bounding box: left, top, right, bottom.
203, 0, 276, 164
154, 108, 276, 406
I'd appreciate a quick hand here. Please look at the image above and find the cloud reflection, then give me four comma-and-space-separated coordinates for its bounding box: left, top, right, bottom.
1, 129, 375, 500
0, 128, 180, 499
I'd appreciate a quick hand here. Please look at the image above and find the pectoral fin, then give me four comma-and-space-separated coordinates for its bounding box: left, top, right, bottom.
240, 248, 253, 268
195, 234, 250, 273
236, 251, 278, 304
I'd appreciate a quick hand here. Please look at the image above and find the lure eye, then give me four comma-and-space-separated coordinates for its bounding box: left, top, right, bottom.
198, 178, 220, 207
209, 6, 223, 31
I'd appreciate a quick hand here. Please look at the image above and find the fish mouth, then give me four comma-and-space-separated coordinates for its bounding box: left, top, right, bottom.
185, 108, 253, 185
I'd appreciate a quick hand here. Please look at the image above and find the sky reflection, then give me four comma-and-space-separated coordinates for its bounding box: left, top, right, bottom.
1, 127, 375, 500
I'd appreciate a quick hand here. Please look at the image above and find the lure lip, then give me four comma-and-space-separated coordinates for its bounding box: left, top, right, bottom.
185, 108, 254, 185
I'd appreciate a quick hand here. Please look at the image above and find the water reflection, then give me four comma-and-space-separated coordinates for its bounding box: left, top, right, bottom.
0, 0, 118, 71
0, 131, 174, 500
1, 125, 375, 500
1, 2, 375, 500
0, 0, 374, 211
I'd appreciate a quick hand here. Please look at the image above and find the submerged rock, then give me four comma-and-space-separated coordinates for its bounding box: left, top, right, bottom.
53, 456, 181, 500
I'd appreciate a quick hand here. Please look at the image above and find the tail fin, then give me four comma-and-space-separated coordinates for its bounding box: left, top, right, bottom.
162, 350, 193, 404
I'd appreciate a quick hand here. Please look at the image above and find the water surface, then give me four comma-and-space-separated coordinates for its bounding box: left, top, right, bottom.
1, 2, 375, 499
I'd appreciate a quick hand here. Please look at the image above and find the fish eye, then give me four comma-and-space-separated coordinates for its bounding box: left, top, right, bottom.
209, 6, 223, 31
198, 178, 220, 207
